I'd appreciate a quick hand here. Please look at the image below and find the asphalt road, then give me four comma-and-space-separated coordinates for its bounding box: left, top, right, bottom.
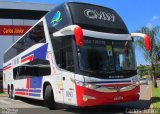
0, 84, 151, 114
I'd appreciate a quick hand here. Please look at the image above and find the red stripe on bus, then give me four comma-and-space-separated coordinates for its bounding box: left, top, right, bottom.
21, 55, 33, 63
3, 66, 11, 71
15, 92, 26, 95
26, 77, 30, 96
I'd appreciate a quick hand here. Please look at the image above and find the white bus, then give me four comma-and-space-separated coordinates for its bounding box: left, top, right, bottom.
3, 2, 150, 109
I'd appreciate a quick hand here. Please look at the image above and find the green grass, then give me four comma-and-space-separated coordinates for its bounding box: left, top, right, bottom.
152, 87, 160, 108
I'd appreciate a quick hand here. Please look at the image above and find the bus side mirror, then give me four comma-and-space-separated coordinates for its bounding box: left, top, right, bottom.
74, 26, 84, 47
53, 25, 84, 47
144, 35, 151, 51
131, 33, 151, 51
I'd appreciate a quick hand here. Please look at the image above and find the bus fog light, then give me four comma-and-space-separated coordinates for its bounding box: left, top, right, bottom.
83, 97, 88, 102
82, 95, 96, 102
136, 92, 140, 95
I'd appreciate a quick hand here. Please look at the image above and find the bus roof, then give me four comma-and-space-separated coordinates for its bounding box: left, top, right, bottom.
46, 2, 129, 34
66, 2, 129, 34
4, 2, 129, 54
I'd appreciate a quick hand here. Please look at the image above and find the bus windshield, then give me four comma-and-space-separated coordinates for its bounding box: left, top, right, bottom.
77, 37, 136, 75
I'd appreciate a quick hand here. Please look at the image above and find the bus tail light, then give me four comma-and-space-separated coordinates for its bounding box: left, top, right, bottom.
74, 26, 84, 47
131, 33, 151, 51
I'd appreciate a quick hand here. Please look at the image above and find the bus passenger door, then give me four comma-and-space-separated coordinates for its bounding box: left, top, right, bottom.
62, 71, 76, 105
51, 35, 76, 104
61, 51, 76, 105
46, 52, 64, 103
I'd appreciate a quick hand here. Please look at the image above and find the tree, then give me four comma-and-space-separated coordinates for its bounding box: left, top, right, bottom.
137, 65, 152, 78
135, 26, 160, 88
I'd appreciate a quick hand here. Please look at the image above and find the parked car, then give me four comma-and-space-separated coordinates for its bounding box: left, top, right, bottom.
156, 76, 160, 80
140, 78, 148, 85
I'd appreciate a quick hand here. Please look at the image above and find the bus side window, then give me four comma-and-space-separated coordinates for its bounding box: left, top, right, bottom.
51, 36, 74, 72
4, 21, 46, 63
13, 59, 51, 79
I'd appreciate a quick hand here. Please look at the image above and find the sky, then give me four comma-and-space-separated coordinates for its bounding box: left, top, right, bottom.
1, 0, 160, 66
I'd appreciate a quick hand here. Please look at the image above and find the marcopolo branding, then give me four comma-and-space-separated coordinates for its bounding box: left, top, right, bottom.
84, 9, 115, 22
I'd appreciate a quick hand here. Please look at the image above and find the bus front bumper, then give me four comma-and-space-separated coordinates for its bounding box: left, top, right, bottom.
76, 85, 140, 107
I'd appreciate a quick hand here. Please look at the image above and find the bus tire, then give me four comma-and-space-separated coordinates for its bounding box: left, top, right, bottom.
11, 86, 17, 100
8, 86, 11, 98
9, 92, 11, 98
44, 85, 55, 109
10, 88, 13, 99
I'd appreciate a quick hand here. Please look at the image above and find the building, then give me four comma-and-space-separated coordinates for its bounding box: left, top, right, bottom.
0, 1, 54, 69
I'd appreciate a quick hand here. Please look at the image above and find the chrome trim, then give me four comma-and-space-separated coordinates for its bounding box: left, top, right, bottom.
72, 77, 139, 93
89, 84, 137, 93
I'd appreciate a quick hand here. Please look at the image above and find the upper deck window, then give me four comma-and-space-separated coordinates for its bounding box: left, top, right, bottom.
4, 21, 46, 63
45, 5, 70, 34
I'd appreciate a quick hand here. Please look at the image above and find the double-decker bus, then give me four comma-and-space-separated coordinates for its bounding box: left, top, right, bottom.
3, 2, 150, 109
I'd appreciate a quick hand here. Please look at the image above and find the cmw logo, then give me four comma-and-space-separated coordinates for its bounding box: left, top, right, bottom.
50, 11, 62, 27
84, 9, 115, 22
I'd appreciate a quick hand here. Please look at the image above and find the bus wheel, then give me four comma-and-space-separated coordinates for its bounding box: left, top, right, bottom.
8, 86, 11, 98
44, 85, 55, 109
11, 86, 17, 100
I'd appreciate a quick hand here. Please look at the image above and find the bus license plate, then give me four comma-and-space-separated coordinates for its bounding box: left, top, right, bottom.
113, 96, 123, 101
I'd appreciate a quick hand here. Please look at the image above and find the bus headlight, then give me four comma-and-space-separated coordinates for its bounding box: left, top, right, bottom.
70, 78, 85, 86
84, 83, 100, 89
132, 76, 140, 86
76, 81, 85, 86
70, 78, 100, 89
